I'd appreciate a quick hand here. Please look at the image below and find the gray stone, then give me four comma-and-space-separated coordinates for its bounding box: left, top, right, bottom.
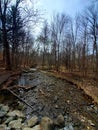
32, 125, 41, 130
54, 114, 65, 128
63, 124, 74, 130
55, 105, 59, 109
0, 104, 9, 118
0, 104, 4, 108
0, 110, 7, 118
5, 127, 11, 130
27, 116, 38, 127
23, 128, 33, 130
0, 124, 7, 130
88, 120, 95, 126
18, 101, 24, 110
29, 68, 37, 72
5, 116, 15, 124
23, 125, 40, 130
21, 123, 28, 129
9, 119, 22, 129
54, 96, 58, 103
40, 117, 54, 130
94, 106, 98, 113
7, 110, 25, 118
2, 105, 9, 112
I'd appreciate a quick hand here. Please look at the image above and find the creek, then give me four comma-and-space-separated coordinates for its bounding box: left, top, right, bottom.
0, 69, 98, 130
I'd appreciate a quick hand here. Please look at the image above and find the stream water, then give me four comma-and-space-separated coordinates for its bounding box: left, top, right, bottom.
16, 70, 75, 130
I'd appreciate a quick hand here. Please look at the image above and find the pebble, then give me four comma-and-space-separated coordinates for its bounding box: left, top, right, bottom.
55, 105, 59, 109
88, 120, 95, 126
9, 118, 22, 129
1, 105, 9, 112
54, 114, 65, 128
54, 96, 58, 103
0, 111, 7, 118
5, 116, 15, 124
27, 116, 38, 127
7, 110, 25, 118
40, 116, 54, 130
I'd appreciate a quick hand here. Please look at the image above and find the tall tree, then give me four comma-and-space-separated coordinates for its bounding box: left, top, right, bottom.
0, 0, 11, 69
86, 3, 98, 73
69, 16, 80, 71
38, 20, 49, 67
51, 13, 69, 71
10, 0, 23, 68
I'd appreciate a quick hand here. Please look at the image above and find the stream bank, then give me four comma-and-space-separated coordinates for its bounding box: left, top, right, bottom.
0, 69, 98, 130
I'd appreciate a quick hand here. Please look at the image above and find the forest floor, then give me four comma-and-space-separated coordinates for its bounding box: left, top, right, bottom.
43, 70, 98, 105
0, 68, 98, 105
11, 70, 98, 129
0, 67, 98, 105
0, 68, 98, 130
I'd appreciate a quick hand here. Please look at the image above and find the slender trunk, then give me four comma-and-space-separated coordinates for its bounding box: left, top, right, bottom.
12, 44, 15, 67
3, 48, 6, 66
54, 41, 57, 70
95, 36, 98, 76
42, 45, 45, 67
2, 27, 11, 70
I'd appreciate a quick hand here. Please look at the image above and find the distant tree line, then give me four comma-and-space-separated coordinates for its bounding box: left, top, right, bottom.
37, 1, 98, 77
0, 0, 98, 78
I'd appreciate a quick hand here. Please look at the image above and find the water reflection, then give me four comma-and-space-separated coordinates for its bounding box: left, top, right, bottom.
18, 74, 30, 86
17, 73, 34, 87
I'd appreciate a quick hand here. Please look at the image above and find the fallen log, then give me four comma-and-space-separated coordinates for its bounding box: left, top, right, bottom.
16, 85, 37, 90
6, 88, 34, 109
5, 85, 27, 90
6, 85, 37, 91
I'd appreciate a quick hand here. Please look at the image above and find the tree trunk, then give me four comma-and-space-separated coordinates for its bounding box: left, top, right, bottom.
3, 28, 11, 70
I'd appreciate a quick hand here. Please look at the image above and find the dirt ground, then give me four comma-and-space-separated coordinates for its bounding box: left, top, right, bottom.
7, 70, 98, 130
45, 70, 98, 104
0, 70, 98, 130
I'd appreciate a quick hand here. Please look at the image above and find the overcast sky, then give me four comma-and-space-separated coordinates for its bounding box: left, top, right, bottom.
38, 0, 90, 19
31, 0, 90, 35
26, 0, 92, 35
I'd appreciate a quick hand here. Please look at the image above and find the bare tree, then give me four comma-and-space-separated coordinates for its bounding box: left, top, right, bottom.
51, 13, 69, 71
0, 0, 41, 69
86, 3, 98, 74
38, 20, 49, 67
0, 0, 11, 69
62, 34, 72, 71
8, 0, 24, 68
68, 15, 80, 71
79, 15, 89, 76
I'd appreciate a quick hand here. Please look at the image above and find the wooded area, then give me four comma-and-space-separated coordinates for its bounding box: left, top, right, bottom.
0, 0, 98, 79
0, 1, 98, 130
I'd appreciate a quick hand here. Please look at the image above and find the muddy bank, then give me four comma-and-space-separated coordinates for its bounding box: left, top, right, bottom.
43, 70, 98, 104
0, 70, 21, 90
